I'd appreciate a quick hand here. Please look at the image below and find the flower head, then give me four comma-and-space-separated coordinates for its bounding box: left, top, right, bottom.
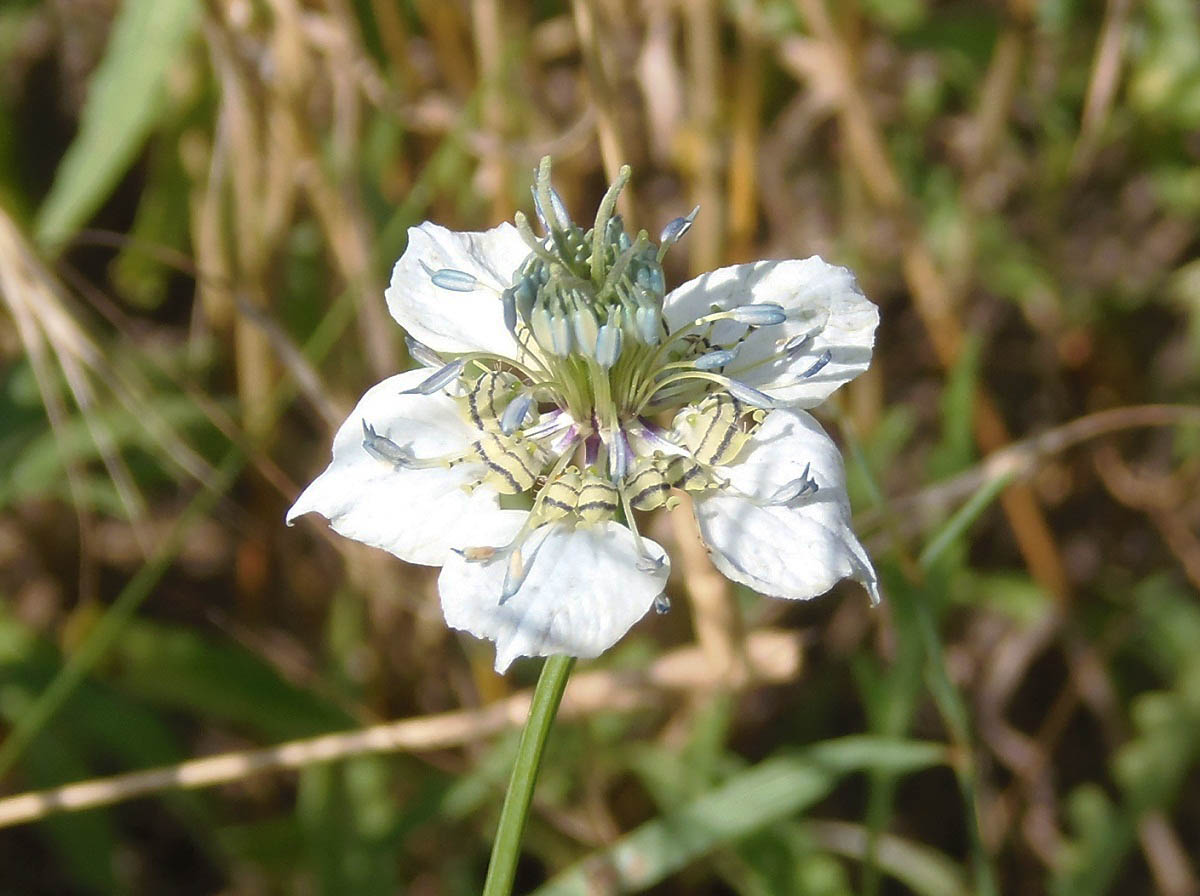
288, 159, 880, 672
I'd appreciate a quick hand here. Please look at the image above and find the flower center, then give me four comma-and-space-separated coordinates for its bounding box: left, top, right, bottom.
383, 158, 817, 597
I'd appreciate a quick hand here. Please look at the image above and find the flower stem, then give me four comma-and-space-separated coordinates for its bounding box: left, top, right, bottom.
482, 654, 576, 896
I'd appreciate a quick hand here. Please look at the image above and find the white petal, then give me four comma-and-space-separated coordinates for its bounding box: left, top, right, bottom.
663, 257, 879, 407
385, 222, 531, 357
439, 515, 670, 672
693, 409, 881, 604
286, 369, 506, 566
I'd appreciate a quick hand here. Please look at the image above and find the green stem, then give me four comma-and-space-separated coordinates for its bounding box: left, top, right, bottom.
482, 654, 576, 896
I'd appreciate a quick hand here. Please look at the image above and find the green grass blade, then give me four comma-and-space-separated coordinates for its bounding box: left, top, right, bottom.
34, 0, 198, 252
531, 739, 945, 895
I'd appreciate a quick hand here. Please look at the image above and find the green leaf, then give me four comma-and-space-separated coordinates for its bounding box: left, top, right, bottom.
531, 739, 945, 895
34, 0, 198, 252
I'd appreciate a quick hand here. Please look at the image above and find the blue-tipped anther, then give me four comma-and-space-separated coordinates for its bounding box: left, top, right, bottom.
501, 288, 518, 334
550, 314, 573, 357
653, 593, 671, 613
635, 306, 660, 345
421, 262, 479, 292
694, 346, 739, 370
404, 335, 444, 369
798, 349, 832, 379
634, 262, 665, 297
607, 429, 631, 483
596, 314, 623, 369
401, 358, 465, 395
500, 391, 534, 435
783, 331, 814, 359
724, 379, 777, 408
767, 463, 819, 504
530, 305, 555, 354
659, 206, 699, 247
730, 303, 787, 326
513, 278, 537, 322
572, 307, 600, 359
362, 420, 415, 468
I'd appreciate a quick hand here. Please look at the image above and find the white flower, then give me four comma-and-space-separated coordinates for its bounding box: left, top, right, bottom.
288, 160, 881, 673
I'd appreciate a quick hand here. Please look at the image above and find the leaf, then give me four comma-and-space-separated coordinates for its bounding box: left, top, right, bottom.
531, 739, 945, 895
34, 0, 198, 252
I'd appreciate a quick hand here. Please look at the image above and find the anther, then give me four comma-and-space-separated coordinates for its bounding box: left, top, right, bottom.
501, 549, 526, 603
550, 313, 573, 356
798, 349, 832, 379
453, 545, 499, 562
530, 305, 555, 354
657, 205, 699, 260
499, 391, 534, 435
501, 288, 518, 334
694, 346, 739, 370
404, 335, 444, 369
400, 358, 466, 394
572, 307, 600, 359
421, 262, 479, 292
607, 429, 632, 484
635, 305, 661, 345
362, 420, 415, 468
723, 379, 778, 408
653, 593, 671, 614
767, 463, 819, 504
783, 331, 813, 354
729, 303, 787, 326
595, 313, 623, 369
637, 554, 666, 574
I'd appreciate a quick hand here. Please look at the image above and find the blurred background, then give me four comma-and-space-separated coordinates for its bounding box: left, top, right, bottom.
1, 0, 1199, 893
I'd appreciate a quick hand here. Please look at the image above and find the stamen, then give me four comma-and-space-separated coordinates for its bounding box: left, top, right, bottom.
783, 331, 813, 355
767, 462, 820, 504
693, 346, 739, 370
501, 547, 527, 602
550, 313, 573, 357
549, 422, 580, 455
724, 379, 777, 408
657, 205, 699, 261
361, 420, 414, 468
653, 593, 671, 614
595, 311, 623, 368
797, 349, 832, 379
729, 303, 787, 326
635, 305, 661, 345
400, 358, 466, 395
404, 335, 444, 369
606, 428, 632, 483
501, 288, 518, 334
420, 262, 479, 293
513, 277, 537, 322
634, 261, 665, 297
572, 307, 600, 358
530, 305, 555, 354
499, 391, 534, 435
